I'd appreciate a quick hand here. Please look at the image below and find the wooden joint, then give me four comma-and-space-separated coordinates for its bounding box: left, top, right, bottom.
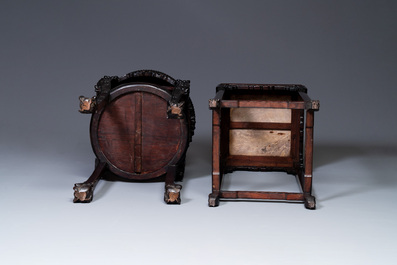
209, 90, 225, 109
167, 79, 189, 119
209, 98, 220, 109
306, 100, 320, 111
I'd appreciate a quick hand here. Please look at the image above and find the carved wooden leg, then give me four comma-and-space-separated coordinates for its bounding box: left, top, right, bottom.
164, 165, 182, 204
73, 162, 106, 203
175, 156, 186, 182
209, 109, 221, 207
303, 110, 316, 210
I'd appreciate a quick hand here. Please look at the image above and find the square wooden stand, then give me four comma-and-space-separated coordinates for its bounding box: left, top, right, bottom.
208, 84, 319, 209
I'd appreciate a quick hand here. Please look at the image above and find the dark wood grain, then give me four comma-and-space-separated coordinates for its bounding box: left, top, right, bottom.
134, 92, 143, 173
220, 191, 305, 201
229, 122, 292, 130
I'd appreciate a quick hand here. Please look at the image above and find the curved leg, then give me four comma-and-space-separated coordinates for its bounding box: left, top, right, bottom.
73, 183, 95, 203
73, 162, 106, 203
175, 157, 186, 182
164, 165, 182, 204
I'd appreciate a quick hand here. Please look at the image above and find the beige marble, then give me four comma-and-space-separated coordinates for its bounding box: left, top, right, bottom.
229, 129, 291, 157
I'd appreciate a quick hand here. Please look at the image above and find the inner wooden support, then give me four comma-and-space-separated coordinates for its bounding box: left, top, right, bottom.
230, 108, 291, 123
134, 92, 143, 173
229, 122, 291, 130
226, 155, 294, 168
219, 191, 304, 201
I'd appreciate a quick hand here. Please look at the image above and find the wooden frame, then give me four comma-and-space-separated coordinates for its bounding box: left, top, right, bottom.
208, 83, 319, 209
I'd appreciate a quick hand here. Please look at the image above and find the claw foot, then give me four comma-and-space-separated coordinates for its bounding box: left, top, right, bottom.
73, 183, 94, 203
164, 184, 182, 204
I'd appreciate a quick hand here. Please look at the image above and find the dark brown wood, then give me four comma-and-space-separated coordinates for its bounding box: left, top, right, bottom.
216, 83, 307, 93
229, 122, 292, 130
303, 110, 315, 209
74, 70, 195, 204
290, 109, 301, 165
220, 100, 306, 109
134, 92, 143, 173
226, 155, 295, 168
209, 83, 319, 209
164, 165, 182, 204
73, 162, 106, 203
209, 89, 225, 109
220, 191, 305, 201
299, 91, 320, 111
211, 109, 221, 193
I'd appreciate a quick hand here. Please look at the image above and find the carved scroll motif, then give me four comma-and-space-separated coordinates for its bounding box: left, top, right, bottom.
167, 79, 190, 119
79, 96, 96, 113
164, 184, 182, 204
73, 183, 95, 203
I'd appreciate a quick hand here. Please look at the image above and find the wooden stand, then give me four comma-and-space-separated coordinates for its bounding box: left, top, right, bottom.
208, 84, 319, 209
74, 70, 195, 204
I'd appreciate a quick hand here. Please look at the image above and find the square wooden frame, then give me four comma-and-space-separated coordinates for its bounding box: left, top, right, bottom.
208, 83, 319, 209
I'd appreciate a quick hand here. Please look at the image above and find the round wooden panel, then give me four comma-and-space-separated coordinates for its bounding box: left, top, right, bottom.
96, 91, 184, 179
